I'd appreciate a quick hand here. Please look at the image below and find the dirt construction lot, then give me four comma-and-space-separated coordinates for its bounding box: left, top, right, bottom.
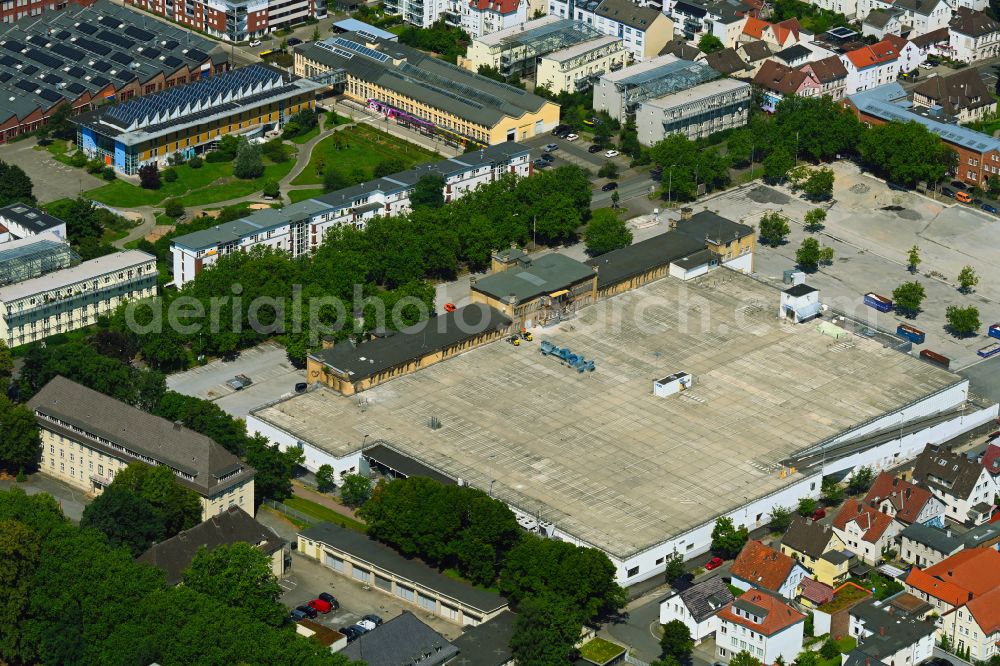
702, 162, 1000, 371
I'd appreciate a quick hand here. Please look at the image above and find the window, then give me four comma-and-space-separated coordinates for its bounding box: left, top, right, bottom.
627, 566, 639, 577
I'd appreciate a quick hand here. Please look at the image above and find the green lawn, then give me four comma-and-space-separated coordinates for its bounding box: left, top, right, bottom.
37, 140, 76, 166
282, 496, 367, 533
84, 157, 295, 209
290, 126, 320, 144
288, 188, 325, 203
291, 124, 440, 186
578, 637, 626, 664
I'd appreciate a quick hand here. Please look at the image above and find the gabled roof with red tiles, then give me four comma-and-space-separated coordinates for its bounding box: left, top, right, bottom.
717, 589, 806, 636
800, 577, 835, 605
744, 16, 769, 38
982, 442, 1000, 476
730, 540, 800, 592
771, 18, 802, 45
966, 587, 1000, 635
832, 499, 895, 543
470, 0, 519, 12
905, 548, 1000, 606
864, 473, 935, 525
846, 37, 901, 69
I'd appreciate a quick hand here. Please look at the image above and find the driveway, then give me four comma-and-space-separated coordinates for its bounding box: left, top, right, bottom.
0, 138, 104, 203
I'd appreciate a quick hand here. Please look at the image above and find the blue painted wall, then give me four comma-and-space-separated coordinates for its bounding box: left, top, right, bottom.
80, 127, 97, 153
114, 141, 126, 172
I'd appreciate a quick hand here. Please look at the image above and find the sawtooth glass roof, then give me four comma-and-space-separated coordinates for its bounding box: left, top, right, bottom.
496, 17, 604, 55
0, 236, 79, 286
614, 59, 720, 109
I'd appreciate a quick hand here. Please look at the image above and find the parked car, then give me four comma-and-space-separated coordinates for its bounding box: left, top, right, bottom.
705, 556, 724, 570
533, 158, 549, 168
919, 62, 934, 70
951, 180, 966, 189
362, 614, 384, 626
340, 626, 363, 642
444, 302, 457, 313
565, 133, 579, 141
289, 607, 309, 621
983, 203, 998, 214
552, 124, 570, 135
605, 149, 620, 158
349, 624, 370, 635
956, 191, 972, 203
942, 188, 955, 198
973, 198, 983, 205
318, 592, 340, 609
287, 37, 303, 46
227, 374, 253, 391
601, 181, 618, 191
887, 182, 907, 191
812, 508, 826, 520
297, 604, 318, 619
543, 143, 558, 153
308, 598, 332, 614
295, 382, 308, 393
357, 619, 378, 631
249, 40, 262, 47
588, 144, 602, 153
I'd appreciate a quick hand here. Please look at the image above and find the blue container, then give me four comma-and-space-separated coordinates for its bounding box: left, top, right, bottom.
896, 324, 925, 344
990, 324, 1000, 340
978, 343, 1000, 359
864, 293, 893, 312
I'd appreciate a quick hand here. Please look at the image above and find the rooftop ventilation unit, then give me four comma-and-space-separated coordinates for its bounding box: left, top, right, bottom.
653, 372, 692, 397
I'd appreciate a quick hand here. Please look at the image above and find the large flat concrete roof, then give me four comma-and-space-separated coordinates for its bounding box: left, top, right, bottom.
254, 270, 960, 559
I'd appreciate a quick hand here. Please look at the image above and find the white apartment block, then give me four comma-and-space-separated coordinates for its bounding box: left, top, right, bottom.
171, 143, 531, 286
939, 589, 1000, 661
950, 8, 1000, 62
849, 600, 936, 666
457, 0, 528, 39
858, 0, 951, 37
29, 376, 257, 520
0, 250, 157, 349
636, 77, 750, 145
0, 203, 67, 243
716, 590, 806, 666
547, 0, 675, 61
536, 35, 627, 93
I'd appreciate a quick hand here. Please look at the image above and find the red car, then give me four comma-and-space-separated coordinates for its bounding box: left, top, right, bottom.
308, 598, 332, 614
705, 557, 724, 570
444, 303, 457, 313
812, 508, 826, 521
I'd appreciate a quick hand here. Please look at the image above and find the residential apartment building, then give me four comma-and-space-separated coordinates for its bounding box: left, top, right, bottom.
296, 35, 558, 146
899, 522, 963, 567
660, 577, 735, 643
0, 203, 67, 243
0, 0, 91, 23
863, 9, 904, 38
0, 249, 157, 348
911, 444, 997, 525
592, 56, 720, 121
949, 8, 1000, 62
547, 0, 675, 61
741, 17, 807, 49
859, 0, 951, 37
730, 540, 809, 599
458, 0, 527, 39
779, 517, 846, 574
126, 0, 325, 40
841, 36, 907, 94
170, 143, 531, 286
849, 599, 936, 666
956, 588, 1000, 661
28, 376, 256, 518
831, 499, 901, 564
636, 77, 751, 144
801, 55, 849, 100
75, 64, 320, 175
716, 589, 806, 665
536, 35, 627, 94
754, 60, 822, 112
863, 472, 945, 527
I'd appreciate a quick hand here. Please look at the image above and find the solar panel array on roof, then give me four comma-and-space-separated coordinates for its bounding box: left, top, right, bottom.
14, 79, 36, 93
21, 65, 38, 76
39, 89, 61, 102
91, 75, 110, 87
162, 39, 179, 50
0, 55, 15, 67
142, 48, 161, 59
25, 48, 62, 69
124, 26, 155, 41
331, 37, 390, 62
0, 72, 10, 83
111, 51, 132, 65
75, 37, 111, 56
115, 70, 135, 82
164, 55, 182, 68
3, 41, 24, 53
52, 43, 83, 61
66, 82, 85, 94
41, 73, 62, 85
75, 22, 98, 34
97, 30, 134, 50
185, 48, 208, 62
54, 30, 71, 40
90, 60, 111, 72
99, 14, 123, 28
26, 35, 48, 47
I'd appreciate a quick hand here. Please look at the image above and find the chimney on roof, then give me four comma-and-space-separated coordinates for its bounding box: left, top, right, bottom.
879, 626, 885, 636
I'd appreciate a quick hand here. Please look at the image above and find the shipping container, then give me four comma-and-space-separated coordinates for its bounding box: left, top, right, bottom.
896, 323, 925, 344
990, 323, 1000, 340
978, 342, 1000, 359
864, 292, 893, 312
920, 349, 950, 369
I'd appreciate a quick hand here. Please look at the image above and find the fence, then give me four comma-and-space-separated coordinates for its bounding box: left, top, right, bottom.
264, 499, 315, 526
624, 653, 651, 666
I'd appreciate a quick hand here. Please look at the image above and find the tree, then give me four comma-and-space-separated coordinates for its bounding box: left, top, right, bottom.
664, 550, 686, 585
0, 340, 12, 391
804, 208, 826, 232
763, 148, 794, 184
769, 505, 794, 533
109, 463, 201, 536
847, 466, 876, 495
262, 179, 280, 198
0, 518, 41, 664
163, 198, 184, 219
892, 281, 926, 316
510, 595, 583, 666
0, 160, 35, 206
0, 397, 40, 474
958, 265, 979, 293
163, 167, 178, 183
819, 246, 834, 266
340, 473, 372, 507
233, 140, 264, 179
138, 163, 160, 190
859, 120, 956, 186
411, 173, 445, 209
759, 211, 790, 247
820, 639, 840, 659
324, 168, 350, 192
598, 161, 619, 179
47, 102, 75, 140
183, 542, 285, 626
946, 305, 980, 336
585, 208, 632, 255
772, 96, 862, 162
79, 487, 166, 557
795, 650, 819, 666
316, 464, 336, 492
803, 168, 835, 200
730, 650, 763, 666
797, 497, 819, 517
907, 245, 921, 273
796, 237, 821, 271
374, 157, 407, 178
698, 33, 724, 53
660, 619, 694, 662
821, 477, 844, 504
711, 517, 748, 559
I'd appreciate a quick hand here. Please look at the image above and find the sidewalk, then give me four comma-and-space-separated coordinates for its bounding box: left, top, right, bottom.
333, 99, 461, 158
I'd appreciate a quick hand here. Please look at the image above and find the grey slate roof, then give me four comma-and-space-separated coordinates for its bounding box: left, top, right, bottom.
137, 505, 284, 585
586, 210, 752, 289
775, 44, 812, 62
450, 611, 516, 666
27, 376, 254, 497
899, 522, 962, 555
706, 48, 749, 75
341, 611, 458, 666
740, 40, 774, 62
864, 9, 900, 28
911, 444, 985, 501
0, 203, 65, 235
674, 576, 736, 623
472, 253, 595, 304
950, 7, 1000, 37
782, 516, 838, 559
309, 304, 512, 382
959, 519, 1000, 548
300, 523, 509, 613
660, 39, 702, 60
851, 599, 936, 659
844, 648, 889, 666
913, 68, 995, 116
594, 0, 664, 32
